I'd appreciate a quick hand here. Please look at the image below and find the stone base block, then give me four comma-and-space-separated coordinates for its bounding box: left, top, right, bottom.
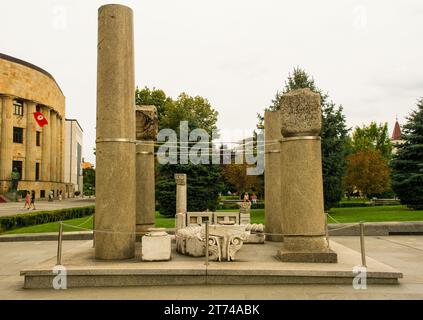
277, 248, 338, 263
136, 224, 155, 235
265, 235, 284, 242
240, 214, 250, 225
245, 233, 266, 244
141, 231, 171, 261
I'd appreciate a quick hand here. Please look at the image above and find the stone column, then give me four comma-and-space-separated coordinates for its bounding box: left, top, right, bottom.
57, 117, 65, 184
0, 96, 13, 185
277, 88, 337, 263
95, 4, 136, 260
41, 107, 51, 181
25, 101, 37, 181
264, 111, 283, 241
135, 105, 158, 234
175, 173, 187, 230
49, 111, 57, 183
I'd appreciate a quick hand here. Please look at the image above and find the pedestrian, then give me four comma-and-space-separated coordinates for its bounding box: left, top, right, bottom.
251, 193, 257, 204
48, 190, 54, 202
58, 190, 62, 201
29, 190, 36, 210
23, 191, 31, 210
243, 192, 250, 203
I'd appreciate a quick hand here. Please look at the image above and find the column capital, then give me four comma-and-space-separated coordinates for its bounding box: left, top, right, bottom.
279, 88, 321, 137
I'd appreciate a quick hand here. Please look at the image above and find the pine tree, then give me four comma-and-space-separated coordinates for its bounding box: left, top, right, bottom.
260, 67, 350, 210
391, 98, 423, 209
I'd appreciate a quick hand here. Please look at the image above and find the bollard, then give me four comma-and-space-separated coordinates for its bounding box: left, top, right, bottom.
359, 221, 367, 267
325, 212, 330, 248
92, 214, 96, 248
56, 221, 63, 265
205, 221, 209, 266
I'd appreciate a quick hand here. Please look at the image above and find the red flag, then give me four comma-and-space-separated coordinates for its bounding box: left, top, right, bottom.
33, 112, 48, 127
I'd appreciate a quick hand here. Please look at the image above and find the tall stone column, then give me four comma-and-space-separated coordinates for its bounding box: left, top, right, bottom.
57, 116, 63, 184
0, 96, 13, 185
277, 88, 337, 263
175, 174, 187, 230
25, 101, 37, 181
95, 4, 136, 260
49, 112, 57, 182
264, 111, 283, 242
41, 107, 51, 182
135, 105, 158, 234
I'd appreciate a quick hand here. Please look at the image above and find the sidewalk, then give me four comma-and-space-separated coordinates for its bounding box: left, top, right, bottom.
0, 198, 95, 217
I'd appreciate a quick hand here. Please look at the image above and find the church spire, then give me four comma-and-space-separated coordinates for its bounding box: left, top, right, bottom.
391, 118, 402, 140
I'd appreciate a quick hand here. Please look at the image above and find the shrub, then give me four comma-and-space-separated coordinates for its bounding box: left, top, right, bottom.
0, 206, 95, 233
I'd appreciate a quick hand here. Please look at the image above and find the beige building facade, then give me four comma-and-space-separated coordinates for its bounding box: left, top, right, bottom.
0, 53, 66, 199
64, 119, 83, 197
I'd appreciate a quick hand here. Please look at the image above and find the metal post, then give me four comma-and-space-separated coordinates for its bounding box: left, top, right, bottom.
359, 221, 367, 267
92, 213, 95, 248
205, 221, 209, 266
325, 212, 330, 248
56, 221, 63, 265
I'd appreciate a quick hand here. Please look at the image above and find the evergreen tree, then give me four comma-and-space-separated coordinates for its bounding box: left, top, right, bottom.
157, 163, 224, 217
259, 67, 350, 210
136, 87, 223, 216
391, 98, 423, 209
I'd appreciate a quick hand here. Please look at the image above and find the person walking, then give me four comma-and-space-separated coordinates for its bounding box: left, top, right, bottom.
23, 191, 31, 210
58, 190, 63, 201
29, 190, 36, 210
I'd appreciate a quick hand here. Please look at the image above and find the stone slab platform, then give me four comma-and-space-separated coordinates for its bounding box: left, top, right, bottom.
20, 241, 402, 289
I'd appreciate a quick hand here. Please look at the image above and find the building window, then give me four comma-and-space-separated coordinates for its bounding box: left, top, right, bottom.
35, 163, 40, 181
36, 105, 41, 113
40, 190, 45, 198
13, 127, 24, 144
13, 100, 24, 116
12, 161, 23, 180
36, 131, 41, 146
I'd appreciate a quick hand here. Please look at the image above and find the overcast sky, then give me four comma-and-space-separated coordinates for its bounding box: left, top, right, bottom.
1, 0, 422, 164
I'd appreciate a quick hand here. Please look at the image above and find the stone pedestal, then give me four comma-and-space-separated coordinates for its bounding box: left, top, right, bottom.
141, 228, 171, 261
276, 88, 337, 263
238, 202, 251, 225
135, 106, 158, 235
95, 4, 136, 260
175, 173, 187, 215
264, 110, 283, 241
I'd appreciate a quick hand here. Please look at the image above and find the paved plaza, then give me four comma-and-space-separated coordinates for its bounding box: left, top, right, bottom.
0, 236, 422, 299
0, 198, 95, 217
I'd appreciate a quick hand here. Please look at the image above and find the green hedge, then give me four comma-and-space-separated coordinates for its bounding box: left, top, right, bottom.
337, 202, 372, 208
217, 202, 265, 210
0, 206, 95, 233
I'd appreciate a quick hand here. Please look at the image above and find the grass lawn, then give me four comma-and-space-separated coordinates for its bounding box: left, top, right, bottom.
328, 205, 423, 223
2, 206, 422, 235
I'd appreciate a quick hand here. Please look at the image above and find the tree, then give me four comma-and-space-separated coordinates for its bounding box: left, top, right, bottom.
259, 67, 350, 210
222, 163, 262, 196
135, 87, 171, 125
157, 163, 224, 217
160, 93, 219, 135
138, 88, 223, 216
391, 98, 423, 209
344, 149, 390, 198
83, 168, 96, 196
352, 122, 393, 159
